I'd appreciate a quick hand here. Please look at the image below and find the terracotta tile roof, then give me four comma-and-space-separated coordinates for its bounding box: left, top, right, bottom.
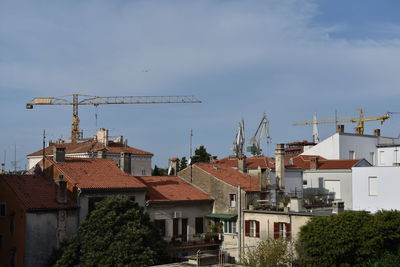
49, 158, 147, 190
194, 163, 260, 192
27, 140, 152, 157
217, 156, 299, 169
291, 155, 360, 170
1, 174, 77, 211
136, 176, 212, 203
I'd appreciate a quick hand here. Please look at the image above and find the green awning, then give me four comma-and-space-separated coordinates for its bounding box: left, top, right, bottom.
205, 213, 238, 221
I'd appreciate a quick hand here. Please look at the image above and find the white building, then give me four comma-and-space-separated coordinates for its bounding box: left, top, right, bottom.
376, 144, 400, 166
352, 166, 400, 212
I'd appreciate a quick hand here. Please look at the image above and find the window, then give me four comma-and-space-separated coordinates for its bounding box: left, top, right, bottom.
369, 176, 378, 196
369, 152, 375, 165
173, 218, 179, 237
153, 220, 166, 237
273, 222, 291, 239
223, 220, 236, 234
0, 202, 5, 218
10, 248, 17, 267
229, 194, 236, 208
379, 151, 385, 165
349, 150, 355, 160
141, 169, 146, 175
245, 220, 259, 237
303, 180, 308, 186
0, 235, 3, 248
88, 197, 105, 214
394, 149, 400, 165
195, 217, 204, 234
9, 212, 15, 235
129, 196, 136, 202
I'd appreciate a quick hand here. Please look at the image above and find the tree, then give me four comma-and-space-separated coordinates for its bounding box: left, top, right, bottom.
191, 145, 211, 164
241, 238, 295, 267
152, 165, 167, 176
52, 195, 168, 267
297, 210, 400, 266
179, 157, 187, 170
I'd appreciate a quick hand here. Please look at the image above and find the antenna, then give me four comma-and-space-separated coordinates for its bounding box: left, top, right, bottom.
11, 143, 19, 173
43, 129, 46, 171
1, 150, 5, 173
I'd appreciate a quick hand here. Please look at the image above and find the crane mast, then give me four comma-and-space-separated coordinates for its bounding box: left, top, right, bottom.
26, 94, 202, 142
232, 119, 245, 157
247, 113, 271, 156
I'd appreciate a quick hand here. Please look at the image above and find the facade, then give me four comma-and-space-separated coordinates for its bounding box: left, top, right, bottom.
39, 147, 147, 222
27, 128, 153, 176
352, 166, 400, 212
293, 155, 371, 210
376, 144, 400, 166
0, 174, 78, 267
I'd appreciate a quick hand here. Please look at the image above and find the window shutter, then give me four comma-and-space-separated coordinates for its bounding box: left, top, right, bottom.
245, 220, 250, 236
286, 223, 291, 238
255, 221, 260, 237
273, 222, 279, 239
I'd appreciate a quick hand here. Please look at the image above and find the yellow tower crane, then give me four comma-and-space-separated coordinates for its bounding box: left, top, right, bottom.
26, 94, 201, 142
293, 109, 390, 135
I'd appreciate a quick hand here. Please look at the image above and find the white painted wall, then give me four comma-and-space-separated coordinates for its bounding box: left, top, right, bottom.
352, 166, 400, 212
376, 146, 400, 166
270, 169, 303, 197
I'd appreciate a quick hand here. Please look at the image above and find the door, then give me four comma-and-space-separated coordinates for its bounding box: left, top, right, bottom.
182, 218, 188, 242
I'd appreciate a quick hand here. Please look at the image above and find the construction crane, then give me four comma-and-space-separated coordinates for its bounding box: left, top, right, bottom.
293, 109, 390, 135
247, 113, 271, 156
232, 119, 245, 157
26, 94, 201, 142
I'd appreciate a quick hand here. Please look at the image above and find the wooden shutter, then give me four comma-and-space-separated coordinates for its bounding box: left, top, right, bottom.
286, 223, 291, 238
255, 221, 260, 237
273, 222, 279, 239
245, 220, 250, 236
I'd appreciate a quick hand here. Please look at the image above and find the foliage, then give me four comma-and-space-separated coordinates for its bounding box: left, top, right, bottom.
297, 210, 400, 266
241, 238, 295, 267
179, 157, 188, 170
152, 165, 167, 176
191, 145, 211, 164
52, 195, 168, 267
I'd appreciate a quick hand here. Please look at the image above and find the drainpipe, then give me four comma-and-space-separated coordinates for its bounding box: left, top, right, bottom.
77, 188, 82, 226
237, 185, 242, 261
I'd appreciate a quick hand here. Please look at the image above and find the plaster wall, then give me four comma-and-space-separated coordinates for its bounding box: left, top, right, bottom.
352, 166, 400, 212
376, 146, 400, 166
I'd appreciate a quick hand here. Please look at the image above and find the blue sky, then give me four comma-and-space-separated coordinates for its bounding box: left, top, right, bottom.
1, 0, 400, 169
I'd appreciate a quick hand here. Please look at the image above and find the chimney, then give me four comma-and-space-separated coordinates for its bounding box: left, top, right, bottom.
97, 128, 109, 146
332, 201, 345, 214
119, 152, 131, 174
374, 129, 381, 136
56, 174, 67, 204
275, 144, 285, 189
114, 136, 123, 144
310, 157, 319, 170
97, 150, 106, 159
336, 124, 344, 133
238, 155, 246, 173
209, 156, 217, 164
168, 158, 180, 175
53, 146, 66, 163
259, 167, 268, 191
289, 197, 303, 212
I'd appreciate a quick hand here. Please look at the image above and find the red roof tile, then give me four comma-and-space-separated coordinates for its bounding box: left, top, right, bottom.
28, 140, 152, 157
136, 176, 212, 203
291, 155, 360, 170
1, 174, 77, 211
49, 158, 147, 190
195, 163, 260, 192
217, 156, 298, 169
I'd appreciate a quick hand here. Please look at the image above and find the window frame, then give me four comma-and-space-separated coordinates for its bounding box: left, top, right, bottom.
0, 202, 5, 218
368, 176, 378, 196
223, 220, 237, 234
153, 219, 166, 237
195, 217, 204, 234
229, 194, 236, 208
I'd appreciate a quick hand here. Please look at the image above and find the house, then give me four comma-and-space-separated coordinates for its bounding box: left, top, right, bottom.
27, 128, 153, 176
301, 126, 397, 165
38, 146, 147, 222
292, 155, 371, 210
376, 143, 400, 166
352, 166, 400, 212
0, 174, 78, 267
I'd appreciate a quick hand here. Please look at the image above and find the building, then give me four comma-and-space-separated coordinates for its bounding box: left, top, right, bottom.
38, 146, 147, 222
352, 166, 400, 212
376, 143, 400, 166
27, 128, 153, 176
292, 155, 371, 210
0, 174, 78, 267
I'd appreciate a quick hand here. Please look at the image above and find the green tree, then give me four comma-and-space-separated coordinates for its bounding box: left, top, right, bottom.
152, 165, 167, 176
241, 238, 295, 267
297, 210, 400, 266
179, 157, 188, 170
191, 145, 211, 164
52, 195, 167, 267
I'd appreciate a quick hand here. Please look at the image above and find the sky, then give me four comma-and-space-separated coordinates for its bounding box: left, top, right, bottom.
1, 0, 400, 170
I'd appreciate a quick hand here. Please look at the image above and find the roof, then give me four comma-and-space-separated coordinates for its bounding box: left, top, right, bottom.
27, 140, 153, 157
292, 155, 360, 170
217, 156, 300, 170
49, 158, 147, 190
0, 174, 77, 211
136, 176, 212, 203
205, 213, 237, 221
194, 163, 260, 192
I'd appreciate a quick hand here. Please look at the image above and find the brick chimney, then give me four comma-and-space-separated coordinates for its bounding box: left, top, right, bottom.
168, 158, 180, 175
56, 174, 67, 204
310, 157, 319, 170
374, 129, 381, 136
275, 144, 285, 189
238, 155, 246, 173
119, 152, 131, 174
336, 124, 344, 133
53, 146, 66, 163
